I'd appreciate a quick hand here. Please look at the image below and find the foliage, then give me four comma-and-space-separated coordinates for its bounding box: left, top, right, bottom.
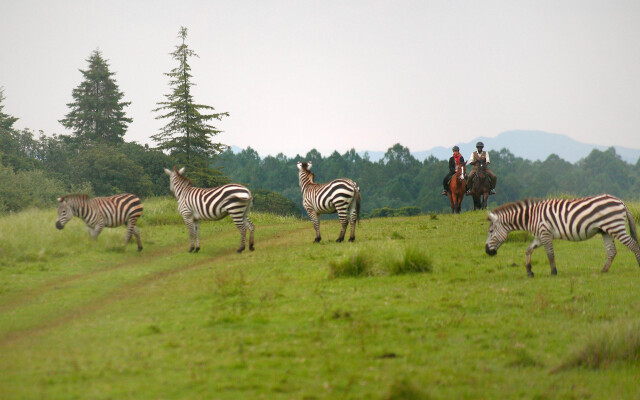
215, 144, 640, 215
59, 50, 131, 144
0, 163, 65, 213
370, 206, 422, 218
389, 246, 433, 274
152, 26, 228, 182
251, 189, 301, 216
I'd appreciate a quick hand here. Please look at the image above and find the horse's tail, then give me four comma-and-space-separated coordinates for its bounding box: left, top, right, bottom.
626, 205, 638, 243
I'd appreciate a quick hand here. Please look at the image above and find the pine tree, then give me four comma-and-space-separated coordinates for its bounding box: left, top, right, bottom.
152, 26, 229, 171
59, 50, 131, 144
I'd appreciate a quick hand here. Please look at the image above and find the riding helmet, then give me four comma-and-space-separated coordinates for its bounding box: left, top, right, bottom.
452, 145, 459, 152
476, 141, 484, 148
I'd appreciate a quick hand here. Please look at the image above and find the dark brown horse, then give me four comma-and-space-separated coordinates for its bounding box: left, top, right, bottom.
470, 161, 490, 210
448, 162, 466, 213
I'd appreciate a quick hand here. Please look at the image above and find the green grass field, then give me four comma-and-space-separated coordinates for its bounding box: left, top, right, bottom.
1, 198, 640, 399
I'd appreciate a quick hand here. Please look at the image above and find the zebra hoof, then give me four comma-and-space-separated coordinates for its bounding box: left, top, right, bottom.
237, 247, 245, 253
348, 237, 355, 242
137, 246, 143, 252
551, 268, 558, 275
194, 247, 200, 253
336, 237, 344, 243
527, 271, 534, 278
314, 237, 321, 243
189, 247, 194, 253
249, 244, 255, 251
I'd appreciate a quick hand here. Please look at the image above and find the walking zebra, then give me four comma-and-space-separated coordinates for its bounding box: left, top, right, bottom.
297, 161, 361, 243
164, 167, 255, 253
485, 194, 640, 277
55, 193, 143, 251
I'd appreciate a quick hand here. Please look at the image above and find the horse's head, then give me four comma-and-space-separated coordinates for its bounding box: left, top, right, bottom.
485, 212, 508, 255
457, 162, 466, 180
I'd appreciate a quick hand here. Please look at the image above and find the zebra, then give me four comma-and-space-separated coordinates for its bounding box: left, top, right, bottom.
55, 193, 143, 251
485, 194, 640, 277
297, 161, 361, 243
164, 167, 255, 253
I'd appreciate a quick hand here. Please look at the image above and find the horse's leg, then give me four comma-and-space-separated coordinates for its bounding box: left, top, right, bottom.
448, 193, 455, 213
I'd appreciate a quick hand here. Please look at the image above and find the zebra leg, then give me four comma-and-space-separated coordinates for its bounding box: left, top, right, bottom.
601, 233, 617, 273
541, 237, 557, 276
607, 229, 640, 268
232, 217, 247, 253
193, 220, 200, 253
348, 209, 357, 242
336, 207, 348, 242
183, 215, 197, 252
88, 224, 103, 240
308, 210, 321, 243
132, 224, 143, 251
246, 217, 255, 251
525, 237, 542, 277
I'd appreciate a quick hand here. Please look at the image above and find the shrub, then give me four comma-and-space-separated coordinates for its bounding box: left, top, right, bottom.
328, 251, 372, 278
553, 321, 640, 372
389, 246, 432, 275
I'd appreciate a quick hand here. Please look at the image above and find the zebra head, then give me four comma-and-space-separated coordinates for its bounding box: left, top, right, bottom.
164, 167, 187, 195
55, 197, 73, 230
485, 212, 508, 256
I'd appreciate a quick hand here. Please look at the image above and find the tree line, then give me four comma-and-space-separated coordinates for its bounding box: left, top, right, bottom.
2, 27, 639, 216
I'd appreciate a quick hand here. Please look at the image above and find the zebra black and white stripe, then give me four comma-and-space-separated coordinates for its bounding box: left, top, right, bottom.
485, 194, 640, 277
164, 167, 255, 253
297, 161, 361, 243
55, 193, 143, 251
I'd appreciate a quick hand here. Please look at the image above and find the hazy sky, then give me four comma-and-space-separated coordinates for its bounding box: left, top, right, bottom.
2, 0, 639, 156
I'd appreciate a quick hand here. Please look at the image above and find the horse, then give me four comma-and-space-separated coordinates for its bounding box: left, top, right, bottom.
447, 162, 466, 213
470, 161, 490, 210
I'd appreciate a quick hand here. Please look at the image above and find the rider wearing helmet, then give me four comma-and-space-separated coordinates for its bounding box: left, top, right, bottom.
441, 145, 466, 195
466, 141, 497, 195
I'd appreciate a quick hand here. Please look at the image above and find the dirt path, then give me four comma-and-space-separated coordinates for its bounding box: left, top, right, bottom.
0, 224, 310, 348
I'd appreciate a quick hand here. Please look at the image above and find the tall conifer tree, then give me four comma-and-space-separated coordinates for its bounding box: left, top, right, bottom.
152, 27, 229, 170
60, 50, 131, 144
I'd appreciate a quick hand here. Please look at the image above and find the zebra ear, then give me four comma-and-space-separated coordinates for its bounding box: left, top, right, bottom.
488, 213, 498, 223
164, 168, 173, 176
57, 197, 62, 203
178, 167, 186, 175
307, 162, 312, 170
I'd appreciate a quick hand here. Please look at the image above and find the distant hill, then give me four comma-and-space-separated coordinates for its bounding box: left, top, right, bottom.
358, 131, 640, 164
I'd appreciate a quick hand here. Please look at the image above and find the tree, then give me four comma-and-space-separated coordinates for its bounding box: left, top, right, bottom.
59, 50, 131, 144
152, 26, 229, 173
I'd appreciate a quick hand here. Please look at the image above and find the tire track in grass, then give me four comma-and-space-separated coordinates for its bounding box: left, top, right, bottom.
0, 222, 298, 313
0, 225, 310, 348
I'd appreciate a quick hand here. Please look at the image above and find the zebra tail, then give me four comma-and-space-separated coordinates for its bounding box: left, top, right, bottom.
355, 188, 361, 224
626, 206, 638, 243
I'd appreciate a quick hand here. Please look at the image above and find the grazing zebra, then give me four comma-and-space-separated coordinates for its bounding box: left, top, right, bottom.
55, 193, 143, 251
297, 161, 361, 243
485, 194, 640, 277
164, 167, 255, 253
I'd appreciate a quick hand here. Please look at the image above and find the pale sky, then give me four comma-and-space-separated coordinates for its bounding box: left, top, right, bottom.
2, 0, 639, 156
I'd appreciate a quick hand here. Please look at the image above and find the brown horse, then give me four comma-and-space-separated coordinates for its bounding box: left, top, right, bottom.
448, 162, 466, 213
470, 161, 490, 210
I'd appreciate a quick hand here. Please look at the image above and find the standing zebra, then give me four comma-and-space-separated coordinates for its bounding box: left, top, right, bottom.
297, 161, 361, 243
164, 167, 255, 253
55, 193, 143, 251
485, 194, 640, 277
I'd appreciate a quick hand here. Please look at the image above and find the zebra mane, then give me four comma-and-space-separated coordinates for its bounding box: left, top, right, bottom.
173, 166, 193, 186
492, 198, 540, 215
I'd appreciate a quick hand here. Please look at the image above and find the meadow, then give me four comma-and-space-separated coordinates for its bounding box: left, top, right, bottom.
1, 197, 639, 399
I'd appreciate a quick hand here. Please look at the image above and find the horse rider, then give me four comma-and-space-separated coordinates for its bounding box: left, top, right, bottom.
466, 141, 497, 195
441, 146, 466, 195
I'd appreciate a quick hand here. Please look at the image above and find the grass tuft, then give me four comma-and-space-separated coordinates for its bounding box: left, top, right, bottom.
506, 231, 533, 243
553, 321, 640, 372
328, 251, 373, 278
382, 378, 431, 400
389, 246, 432, 275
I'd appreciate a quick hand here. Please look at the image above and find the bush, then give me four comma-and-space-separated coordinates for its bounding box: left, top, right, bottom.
0, 164, 66, 213
370, 206, 422, 218
251, 189, 301, 216
389, 246, 433, 275
553, 321, 640, 372
328, 251, 372, 278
